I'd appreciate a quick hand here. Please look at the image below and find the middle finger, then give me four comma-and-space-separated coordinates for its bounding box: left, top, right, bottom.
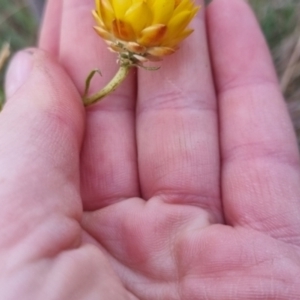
137, 1, 222, 221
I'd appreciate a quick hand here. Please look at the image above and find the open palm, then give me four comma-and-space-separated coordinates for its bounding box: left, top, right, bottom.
1, 0, 300, 299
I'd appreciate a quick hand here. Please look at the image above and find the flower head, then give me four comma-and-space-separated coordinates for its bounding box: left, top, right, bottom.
93, 0, 200, 66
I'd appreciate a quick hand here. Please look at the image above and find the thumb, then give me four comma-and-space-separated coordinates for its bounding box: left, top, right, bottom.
2, 48, 84, 151
0, 49, 84, 250
5, 49, 34, 99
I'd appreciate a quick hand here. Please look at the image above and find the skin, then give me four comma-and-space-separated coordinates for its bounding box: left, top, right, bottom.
1, 0, 300, 298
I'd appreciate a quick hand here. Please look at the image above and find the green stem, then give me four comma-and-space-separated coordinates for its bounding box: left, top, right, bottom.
83, 63, 131, 106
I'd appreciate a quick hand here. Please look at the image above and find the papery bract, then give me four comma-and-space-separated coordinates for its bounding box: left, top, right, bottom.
93, 0, 200, 64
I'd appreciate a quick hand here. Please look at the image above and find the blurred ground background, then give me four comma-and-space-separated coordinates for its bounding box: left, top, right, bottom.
1, 0, 300, 144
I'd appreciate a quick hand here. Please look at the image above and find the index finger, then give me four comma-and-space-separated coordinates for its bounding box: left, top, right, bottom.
57, 0, 140, 210
136, 0, 222, 221
39, 0, 63, 55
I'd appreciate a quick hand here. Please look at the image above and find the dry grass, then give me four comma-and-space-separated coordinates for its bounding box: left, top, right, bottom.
249, 0, 300, 143
0, 42, 10, 110
1, 0, 300, 144
0, 43, 10, 70
0, 0, 37, 107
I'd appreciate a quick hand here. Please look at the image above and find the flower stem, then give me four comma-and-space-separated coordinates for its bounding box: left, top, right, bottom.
83, 63, 131, 106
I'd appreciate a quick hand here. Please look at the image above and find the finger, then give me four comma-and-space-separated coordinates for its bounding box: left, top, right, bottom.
1, 49, 84, 251
137, 1, 222, 221
59, 0, 139, 211
207, 0, 300, 242
39, 0, 63, 55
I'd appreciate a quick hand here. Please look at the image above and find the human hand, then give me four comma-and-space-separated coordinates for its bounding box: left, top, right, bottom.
1, 0, 300, 299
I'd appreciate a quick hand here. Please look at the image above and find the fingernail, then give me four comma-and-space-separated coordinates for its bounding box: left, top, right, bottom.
5, 50, 34, 99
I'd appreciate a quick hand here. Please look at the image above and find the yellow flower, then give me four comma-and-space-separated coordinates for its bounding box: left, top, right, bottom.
83, 1, 199, 106
93, 0, 200, 64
